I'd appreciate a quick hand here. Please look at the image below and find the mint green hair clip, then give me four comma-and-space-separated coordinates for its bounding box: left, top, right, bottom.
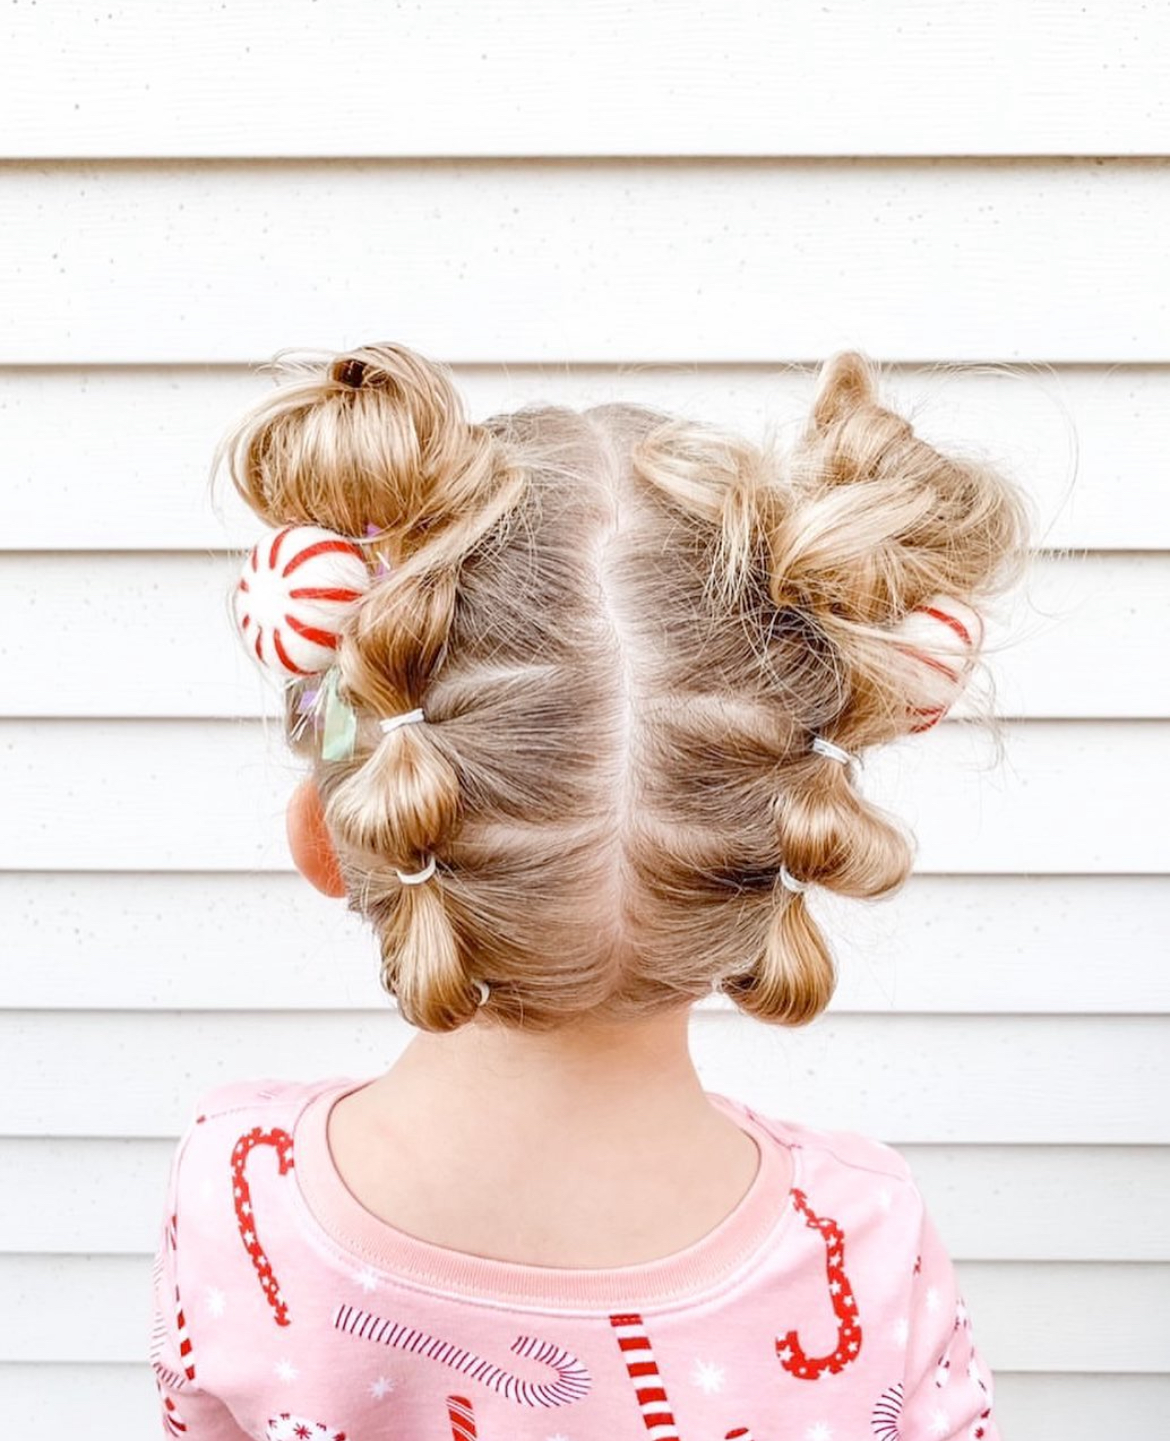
320, 665, 359, 762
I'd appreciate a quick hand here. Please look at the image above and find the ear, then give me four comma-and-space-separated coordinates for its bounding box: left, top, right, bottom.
286, 775, 348, 898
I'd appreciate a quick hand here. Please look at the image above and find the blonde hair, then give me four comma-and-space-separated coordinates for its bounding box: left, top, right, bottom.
215, 342, 1031, 1033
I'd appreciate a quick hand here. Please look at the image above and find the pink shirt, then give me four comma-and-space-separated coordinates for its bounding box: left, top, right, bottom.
149, 1074, 999, 1439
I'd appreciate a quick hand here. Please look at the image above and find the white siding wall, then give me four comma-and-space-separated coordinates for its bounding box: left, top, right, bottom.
2, 3, 1167, 1435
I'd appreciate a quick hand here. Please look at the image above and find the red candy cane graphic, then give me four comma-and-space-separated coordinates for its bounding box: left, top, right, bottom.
610, 1312, 680, 1441
151, 1211, 197, 1381
447, 1395, 478, 1440
333, 1304, 592, 1407
155, 1376, 188, 1437
725, 1429, 757, 1440
871, 1380, 904, 1439
231, 1126, 295, 1327
776, 1188, 863, 1379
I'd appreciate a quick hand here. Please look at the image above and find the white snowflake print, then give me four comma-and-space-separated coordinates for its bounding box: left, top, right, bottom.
691, 1358, 725, 1394
273, 1357, 299, 1383
547, 1434, 572, 1441
877, 1187, 893, 1212
929, 1408, 951, 1436
205, 1286, 226, 1317
925, 1285, 941, 1312
807, 1424, 834, 1441
353, 1265, 380, 1294
892, 1316, 910, 1347
368, 1376, 395, 1400
265, 1418, 346, 1441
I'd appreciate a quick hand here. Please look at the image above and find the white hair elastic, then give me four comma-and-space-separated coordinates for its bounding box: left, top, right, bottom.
779, 864, 809, 895
379, 708, 426, 734
396, 855, 437, 886
474, 979, 490, 1006
811, 736, 855, 765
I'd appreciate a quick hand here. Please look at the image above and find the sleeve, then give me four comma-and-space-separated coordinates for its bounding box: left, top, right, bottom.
899, 1192, 999, 1440
148, 1129, 253, 1439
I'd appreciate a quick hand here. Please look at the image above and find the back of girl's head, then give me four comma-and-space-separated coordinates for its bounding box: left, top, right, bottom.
215, 341, 1032, 1034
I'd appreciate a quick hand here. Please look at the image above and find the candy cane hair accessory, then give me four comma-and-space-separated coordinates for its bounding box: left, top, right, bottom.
234, 524, 370, 678
811, 736, 854, 765
888, 594, 984, 733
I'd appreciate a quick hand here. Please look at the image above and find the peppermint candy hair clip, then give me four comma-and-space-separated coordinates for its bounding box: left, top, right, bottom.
887, 594, 985, 732
234, 523, 371, 678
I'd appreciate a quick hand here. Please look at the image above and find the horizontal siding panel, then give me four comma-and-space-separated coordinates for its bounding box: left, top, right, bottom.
5, 551, 1168, 719
4, 1135, 1166, 1263
2, 719, 1166, 874
4, 1366, 1165, 1441
2, 1252, 1165, 1372
5, 365, 1167, 553
3, 1368, 1167, 1441
4, 161, 1170, 363
5, 1, 1168, 158
3, 1013, 1165, 1143
3, 873, 1166, 1015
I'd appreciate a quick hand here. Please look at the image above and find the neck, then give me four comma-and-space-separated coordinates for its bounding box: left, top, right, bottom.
330, 1004, 772, 1270
364, 1005, 720, 1147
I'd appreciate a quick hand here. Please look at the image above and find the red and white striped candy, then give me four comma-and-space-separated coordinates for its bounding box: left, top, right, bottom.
888, 596, 984, 733
235, 524, 370, 678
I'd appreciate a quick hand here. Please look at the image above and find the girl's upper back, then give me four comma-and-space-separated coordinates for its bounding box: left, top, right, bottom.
150, 1074, 996, 1440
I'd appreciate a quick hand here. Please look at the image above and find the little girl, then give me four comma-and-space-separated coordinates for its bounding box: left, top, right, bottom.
149, 342, 1029, 1440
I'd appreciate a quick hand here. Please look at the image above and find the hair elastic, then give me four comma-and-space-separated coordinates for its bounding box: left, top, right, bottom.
474, 979, 490, 1006
811, 735, 855, 765
779, 864, 809, 895
380, 708, 426, 734
396, 855, 437, 886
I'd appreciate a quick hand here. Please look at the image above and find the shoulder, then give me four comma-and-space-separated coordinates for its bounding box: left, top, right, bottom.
188, 1074, 329, 1125
171, 1073, 356, 1181
713, 1090, 926, 1212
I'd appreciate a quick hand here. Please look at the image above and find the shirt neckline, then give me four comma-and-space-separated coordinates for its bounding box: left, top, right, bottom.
292, 1074, 800, 1312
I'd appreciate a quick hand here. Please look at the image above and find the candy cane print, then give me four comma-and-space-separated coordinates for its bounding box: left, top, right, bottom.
447, 1395, 478, 1440
155, 1376, 188, 1437
870, 1381, 904, 1440
151, 1211, 198, 1382
942, 1296, 995, 1441
333, 1303, 592, 1407
231, 1126, 295, 1326
610, 1312, 679, 1440
725, 1429, 758, 1440
934, 1301, 966, 1387
776, 1188, 863, 1379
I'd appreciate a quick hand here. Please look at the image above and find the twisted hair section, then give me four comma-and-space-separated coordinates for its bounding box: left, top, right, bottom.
628, 350, 1030, 1023
217, 343, 534, 1028
216, 343, 1031, 1032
